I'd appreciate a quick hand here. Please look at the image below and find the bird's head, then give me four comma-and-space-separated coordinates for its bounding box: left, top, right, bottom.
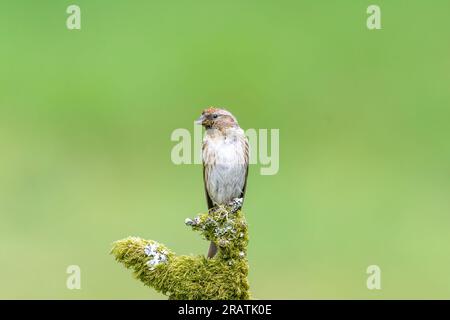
195, 107, 239, 130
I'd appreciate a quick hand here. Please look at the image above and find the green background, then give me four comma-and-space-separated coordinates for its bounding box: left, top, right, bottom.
1, 1, 449, 299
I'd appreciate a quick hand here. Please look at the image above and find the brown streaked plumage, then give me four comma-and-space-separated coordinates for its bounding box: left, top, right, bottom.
196, 107, 249, 258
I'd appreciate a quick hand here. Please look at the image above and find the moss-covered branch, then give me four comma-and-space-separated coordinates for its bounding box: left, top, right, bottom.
111, 200, 250, 300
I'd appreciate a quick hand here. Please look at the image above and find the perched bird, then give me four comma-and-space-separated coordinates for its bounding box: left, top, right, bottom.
195, 107, 249, 258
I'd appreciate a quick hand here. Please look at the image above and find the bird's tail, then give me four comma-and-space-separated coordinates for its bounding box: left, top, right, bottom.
207, 241, 218, 258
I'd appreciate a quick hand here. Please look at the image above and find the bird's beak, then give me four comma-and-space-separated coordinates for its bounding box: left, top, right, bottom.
195, 114, 205, 125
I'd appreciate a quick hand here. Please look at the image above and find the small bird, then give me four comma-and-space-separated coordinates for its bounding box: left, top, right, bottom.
196, 107, 249, 258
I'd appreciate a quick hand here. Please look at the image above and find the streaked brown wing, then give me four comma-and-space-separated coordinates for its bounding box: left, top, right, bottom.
203, 164, 214, 209
239, 137, 249, 202
203, 141, 217, 258
202, 139, 214, 209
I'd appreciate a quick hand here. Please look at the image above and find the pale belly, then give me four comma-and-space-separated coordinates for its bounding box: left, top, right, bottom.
203, 135, 247, 205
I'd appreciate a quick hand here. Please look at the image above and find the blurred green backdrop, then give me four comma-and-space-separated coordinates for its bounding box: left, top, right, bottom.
1, 0, 449, 299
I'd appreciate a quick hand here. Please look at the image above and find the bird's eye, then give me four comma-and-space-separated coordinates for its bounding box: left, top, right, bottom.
212, 114, 218, 119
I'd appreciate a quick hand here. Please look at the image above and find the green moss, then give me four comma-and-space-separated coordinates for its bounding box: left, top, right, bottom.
111, 203, 250, 300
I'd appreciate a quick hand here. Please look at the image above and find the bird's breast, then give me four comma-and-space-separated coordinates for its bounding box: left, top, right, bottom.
203, 132, 247, 205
